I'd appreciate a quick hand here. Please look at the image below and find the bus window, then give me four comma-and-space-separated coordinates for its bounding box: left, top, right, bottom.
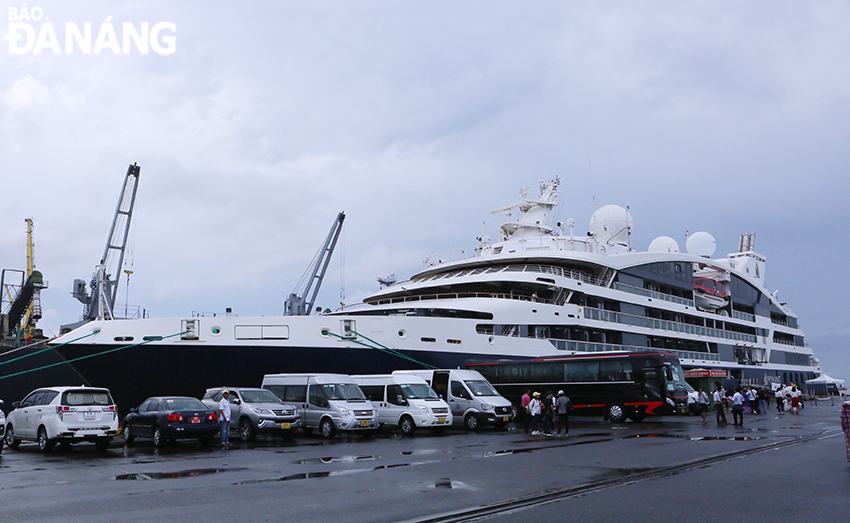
565, 361, 599, 382
600, 360, 632, 381
531, 362, 561, 382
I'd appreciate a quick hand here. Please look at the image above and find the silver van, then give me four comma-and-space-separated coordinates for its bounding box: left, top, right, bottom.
352, 374, 452, 435
262, 373, 378, 438
393, 369, 513, 430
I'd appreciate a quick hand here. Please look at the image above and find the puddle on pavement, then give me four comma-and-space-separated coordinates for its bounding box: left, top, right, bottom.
115, 467, 244, 480
296, 455, 382, 465
236, 461, 437, 484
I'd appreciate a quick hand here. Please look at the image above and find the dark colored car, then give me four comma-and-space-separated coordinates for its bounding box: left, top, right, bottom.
123, 396, 219, 447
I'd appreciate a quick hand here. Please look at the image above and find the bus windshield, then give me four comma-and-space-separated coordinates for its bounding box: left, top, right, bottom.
665, 363, 694, 393
400, 383, 438, 400
464, 380, 500, 397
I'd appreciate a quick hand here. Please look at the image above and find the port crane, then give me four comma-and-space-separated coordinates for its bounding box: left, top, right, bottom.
0, 218, 48, 345
63, 163, 140, 332
285, 212, 345, 315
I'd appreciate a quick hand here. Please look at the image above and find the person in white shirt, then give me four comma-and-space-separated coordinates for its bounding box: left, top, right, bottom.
713, 383, 727, 426
731, 387, 745, 426
219, 390, 232, 448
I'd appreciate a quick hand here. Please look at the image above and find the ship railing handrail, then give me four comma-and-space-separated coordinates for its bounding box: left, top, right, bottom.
412, 264, 607, 287
369, 291, 551, 307
733, 310, 757, 322
547, 339, 721, 362
583, 307, 759, 344
612, 282, 695, 307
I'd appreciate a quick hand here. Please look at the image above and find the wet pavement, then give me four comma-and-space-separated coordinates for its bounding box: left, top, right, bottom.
1, 402, 847, 522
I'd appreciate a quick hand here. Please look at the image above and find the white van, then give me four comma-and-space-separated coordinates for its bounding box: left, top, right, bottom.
393, 369, 513, 430
262, 373, 378, 438
351, 374, 452, 435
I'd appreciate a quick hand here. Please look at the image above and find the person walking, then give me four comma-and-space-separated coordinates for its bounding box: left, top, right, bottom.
841, 401, 850, 462
776, 387, 785, 415
697, 387, 709, 423
529, 392, 542, 435
219, 390, 232, 448
554, 390, 572, 437
713, 383, 727, 426
758, 388, 767, 415
732, 387, 745, 426
521, 389, 532, 433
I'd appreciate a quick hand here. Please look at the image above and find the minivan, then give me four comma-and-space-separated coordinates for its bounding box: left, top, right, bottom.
393, 369, 513, 430
262, 373, 378, 438
352, 374, 452, 435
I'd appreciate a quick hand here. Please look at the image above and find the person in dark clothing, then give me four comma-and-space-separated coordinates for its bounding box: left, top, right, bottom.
554, 390, 572, 436
542, 391, 555, 436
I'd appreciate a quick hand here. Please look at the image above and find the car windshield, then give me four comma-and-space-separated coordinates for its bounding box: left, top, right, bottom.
62, 390, 113, 406
321, 383, 366, 401
464, 380, 500, 397
241, 389, 283, 404
400, 383, 438, 400
164, 398, 207, 411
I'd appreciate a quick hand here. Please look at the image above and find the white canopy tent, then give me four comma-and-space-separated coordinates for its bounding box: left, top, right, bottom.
806, 374, 846, 394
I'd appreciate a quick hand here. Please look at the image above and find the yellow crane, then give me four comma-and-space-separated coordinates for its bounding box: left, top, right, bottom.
22, 218, 43, 340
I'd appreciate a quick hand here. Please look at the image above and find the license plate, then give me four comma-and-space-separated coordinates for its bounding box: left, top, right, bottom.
360, 421, 369, 427
438, 417, 446, 423
281, 423, 290, 429
502, 416, 510, 422
84, 411, 95, 420
191, 416, 200, 424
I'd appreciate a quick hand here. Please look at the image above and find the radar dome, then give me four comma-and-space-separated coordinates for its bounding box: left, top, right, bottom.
589, 205, 633, 248
686, 231, 716, 258
648, 236, 680, 253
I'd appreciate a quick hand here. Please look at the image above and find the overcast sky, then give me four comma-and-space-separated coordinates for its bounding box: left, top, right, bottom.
2, 2, 848, 384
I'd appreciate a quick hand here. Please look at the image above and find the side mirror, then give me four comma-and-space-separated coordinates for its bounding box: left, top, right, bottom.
129, 407, 137, 413
12, 401, 20, 409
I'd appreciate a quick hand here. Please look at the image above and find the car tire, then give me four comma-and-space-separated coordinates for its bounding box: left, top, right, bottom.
95, 437, 111, 451
153, 427, 165, 448
239, 418, 257, 442
123, 423, 135, 444
606, 401, 627, 423
320, 418, 335, 439
38, 427, 55, 453
464, 413, 480, 431
399, 416, 416, 436
5, 425, 20, 449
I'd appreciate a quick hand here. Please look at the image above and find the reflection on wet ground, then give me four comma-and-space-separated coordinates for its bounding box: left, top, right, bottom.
296, 455, 382, 464
234, 461, 438, 484
115, 467, 246, 480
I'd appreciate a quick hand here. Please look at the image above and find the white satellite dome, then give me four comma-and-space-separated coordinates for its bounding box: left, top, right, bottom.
589, 205, 633, 247
648, 236, 680, 253
686, 231, 717, 257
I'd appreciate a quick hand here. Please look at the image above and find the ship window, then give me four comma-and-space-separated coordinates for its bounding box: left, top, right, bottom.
143, 336, 163, 341
447, 339, 461, 344
421, 337, 436, 343
210, 326, 222, 336
114, 336, 134, 342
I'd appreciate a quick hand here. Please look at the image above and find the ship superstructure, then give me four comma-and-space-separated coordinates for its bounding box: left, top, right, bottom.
51, 179, 821, 409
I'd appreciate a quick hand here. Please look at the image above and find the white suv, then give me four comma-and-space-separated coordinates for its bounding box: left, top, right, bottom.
5, 386, 119, 452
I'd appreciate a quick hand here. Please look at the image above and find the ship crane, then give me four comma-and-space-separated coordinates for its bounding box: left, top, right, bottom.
63, 163, 140, 332
0, 218, 48, 345
285, 212, 345, 316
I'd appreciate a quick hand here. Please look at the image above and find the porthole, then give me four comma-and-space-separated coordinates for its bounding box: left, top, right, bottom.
321, 328, 331, 337
398, 329, 407, 339
488, 336, 495, 345
210, 326, 222, 336
532, 309, 538, 313
554, 312, 560, 316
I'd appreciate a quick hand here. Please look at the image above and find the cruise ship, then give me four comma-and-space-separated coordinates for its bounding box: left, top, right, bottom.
51, 179, 822, 410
